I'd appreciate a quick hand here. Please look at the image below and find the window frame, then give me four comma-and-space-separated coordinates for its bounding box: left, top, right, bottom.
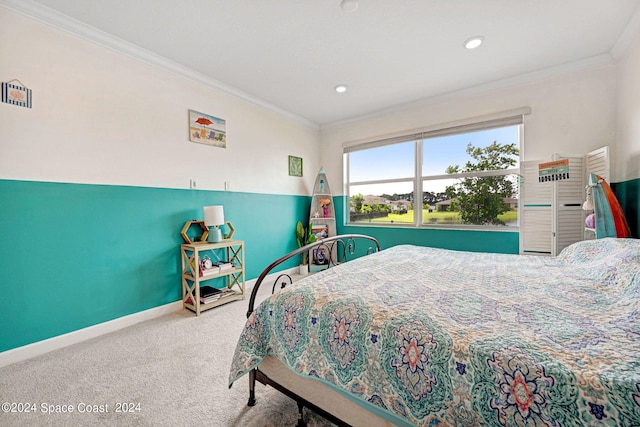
344, 109, 529, 230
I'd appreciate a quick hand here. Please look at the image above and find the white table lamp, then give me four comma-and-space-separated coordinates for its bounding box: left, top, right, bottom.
203, 205, 225, 243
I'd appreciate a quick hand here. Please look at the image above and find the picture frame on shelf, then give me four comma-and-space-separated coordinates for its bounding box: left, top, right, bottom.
312, 247, 329, 265
311, 223, 329, 241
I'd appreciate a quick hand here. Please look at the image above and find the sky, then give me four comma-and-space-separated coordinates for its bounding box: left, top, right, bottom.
348, 125, 520, 196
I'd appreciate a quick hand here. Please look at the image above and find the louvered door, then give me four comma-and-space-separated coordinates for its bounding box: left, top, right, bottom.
553, 155, 584, 255
585, 146, 610, 180
520, 148, 608, 256
520, 160, 553, 255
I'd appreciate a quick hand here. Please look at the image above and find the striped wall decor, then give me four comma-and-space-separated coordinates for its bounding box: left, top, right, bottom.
2, 81, 32, 108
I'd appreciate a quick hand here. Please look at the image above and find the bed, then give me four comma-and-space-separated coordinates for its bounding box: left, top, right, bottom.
228, 235, 640, 426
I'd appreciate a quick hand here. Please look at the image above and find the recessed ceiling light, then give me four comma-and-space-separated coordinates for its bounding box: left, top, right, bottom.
464, 36, 485, 50
340, 0, 359, 12
335, 84, 348, 93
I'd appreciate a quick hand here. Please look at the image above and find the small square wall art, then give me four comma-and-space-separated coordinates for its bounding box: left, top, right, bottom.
289, 155, 303, 177
189, 109, 226, 148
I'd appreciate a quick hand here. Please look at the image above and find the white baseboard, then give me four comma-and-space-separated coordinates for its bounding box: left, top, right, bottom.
0, 268, 298, 368
0, 301, 182, 368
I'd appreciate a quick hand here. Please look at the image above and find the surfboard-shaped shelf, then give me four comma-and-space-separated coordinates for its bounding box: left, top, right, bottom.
308, 167, 337, 272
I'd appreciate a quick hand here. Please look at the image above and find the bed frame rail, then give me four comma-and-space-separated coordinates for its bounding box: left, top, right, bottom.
246, 234, 380, 318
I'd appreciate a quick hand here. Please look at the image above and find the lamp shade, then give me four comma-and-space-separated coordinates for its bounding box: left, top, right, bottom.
203, 205, 225, 227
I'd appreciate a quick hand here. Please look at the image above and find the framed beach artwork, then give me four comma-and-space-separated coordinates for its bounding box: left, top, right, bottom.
189, 109, 226, 148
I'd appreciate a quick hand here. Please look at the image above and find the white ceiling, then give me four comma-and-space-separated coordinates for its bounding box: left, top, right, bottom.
7, 0, 640, 128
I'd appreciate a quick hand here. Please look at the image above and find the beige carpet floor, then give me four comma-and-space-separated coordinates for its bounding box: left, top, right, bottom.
0, 279, 332, 426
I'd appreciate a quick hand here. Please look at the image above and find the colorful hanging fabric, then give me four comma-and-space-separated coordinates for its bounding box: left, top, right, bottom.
589, 173, 631, 238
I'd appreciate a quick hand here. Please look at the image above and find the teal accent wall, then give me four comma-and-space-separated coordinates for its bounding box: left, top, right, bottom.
612, 178, 640, 238
5, 179, 630, 354
0, 179, 309, 352
334, 196, 520, 253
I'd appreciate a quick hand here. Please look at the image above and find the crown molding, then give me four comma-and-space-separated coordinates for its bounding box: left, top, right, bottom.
321, 54, 614, 131
611, 3, 640, 59
0, 0, 319, 130
3, 0, 630, 132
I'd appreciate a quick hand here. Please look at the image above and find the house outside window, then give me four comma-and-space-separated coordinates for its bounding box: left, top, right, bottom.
344, 112, 525, 230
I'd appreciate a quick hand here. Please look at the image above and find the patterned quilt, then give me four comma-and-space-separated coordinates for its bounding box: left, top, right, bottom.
229, 238, 640, 426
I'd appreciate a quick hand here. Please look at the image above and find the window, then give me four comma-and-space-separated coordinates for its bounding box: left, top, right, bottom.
345, 112, 525, 229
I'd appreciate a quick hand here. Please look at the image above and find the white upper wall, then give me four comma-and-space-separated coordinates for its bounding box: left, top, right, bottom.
320, 64, 618, 195
3, 5, 638, 197
616, 21, 640, 183
0, 7, 320, 195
